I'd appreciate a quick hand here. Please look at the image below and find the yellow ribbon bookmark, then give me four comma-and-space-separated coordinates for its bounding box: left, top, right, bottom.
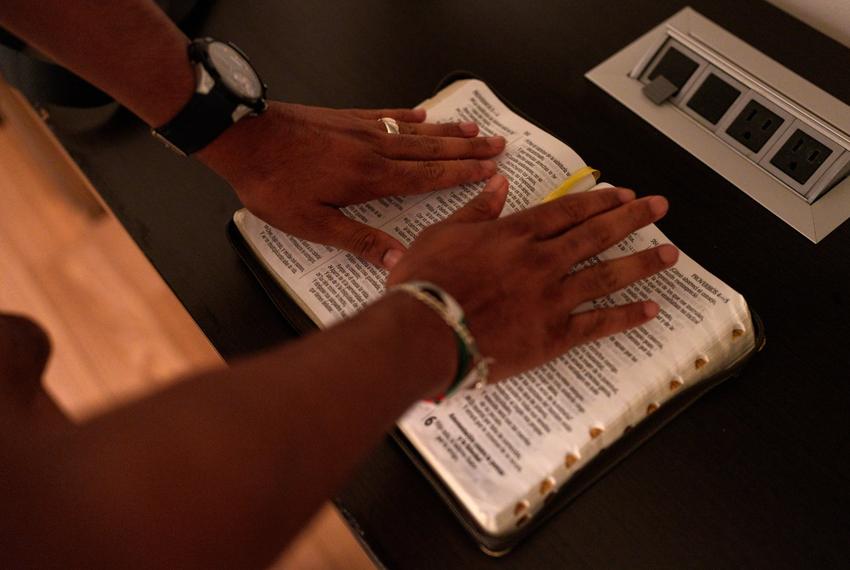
541, 166, 601, 203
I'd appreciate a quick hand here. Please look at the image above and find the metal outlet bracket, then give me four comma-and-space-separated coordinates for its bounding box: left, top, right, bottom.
586, 7, 850, 243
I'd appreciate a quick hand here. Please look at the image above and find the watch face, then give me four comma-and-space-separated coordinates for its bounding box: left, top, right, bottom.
208, 42, 262, 100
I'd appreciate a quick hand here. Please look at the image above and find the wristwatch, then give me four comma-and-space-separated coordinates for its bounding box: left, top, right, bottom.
153, 37, 267, 156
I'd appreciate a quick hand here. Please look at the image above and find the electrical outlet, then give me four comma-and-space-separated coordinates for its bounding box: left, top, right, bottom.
769, 130, 833, 184
716, 93, 792, 160
640, 40, 706, 103
760, 120, 843, 197
682, 67, 745, 127
725, 99, 785, 152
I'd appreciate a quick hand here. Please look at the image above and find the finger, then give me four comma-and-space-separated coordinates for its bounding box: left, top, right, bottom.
445, 175, 509, 224
515, 188, 636, 239
396, 121, 481, 138
370, 118, 482, 138
379, 134, 505, 160
555, 196, 669, 265
318, 212, 407, 269
563, 245, 679, 303
348, 108, 427, 123
563, 301, 659, 348
388, 159, 498, 195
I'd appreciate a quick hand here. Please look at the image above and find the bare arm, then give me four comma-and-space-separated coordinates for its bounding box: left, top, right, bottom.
0, 0, 505, 268
5, 292, 455, 569
0, 0, 194, 126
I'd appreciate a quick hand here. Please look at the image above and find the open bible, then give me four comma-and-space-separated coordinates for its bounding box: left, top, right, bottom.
229, 77, 762, 553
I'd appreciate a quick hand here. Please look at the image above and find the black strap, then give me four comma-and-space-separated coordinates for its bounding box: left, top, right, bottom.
154, 82, 238, 155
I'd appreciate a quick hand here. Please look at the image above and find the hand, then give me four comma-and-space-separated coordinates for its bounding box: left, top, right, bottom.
386, 175, 679, 382
197, 102, 506, 268
0, 313, 72, 433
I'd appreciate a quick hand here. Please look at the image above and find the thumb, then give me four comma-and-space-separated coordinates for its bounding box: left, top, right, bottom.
446, 174, 509, 224
321, 212, 407, 270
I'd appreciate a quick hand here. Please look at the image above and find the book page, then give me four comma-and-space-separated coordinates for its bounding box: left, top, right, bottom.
234, 79, 590, 325
398, 224, 754, 535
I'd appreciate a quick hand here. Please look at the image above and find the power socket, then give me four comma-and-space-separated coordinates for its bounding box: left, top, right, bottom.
725, 99, 785, 153
769, 130, 833, 184
716, 93, 792, 161
760, 120, 844, 197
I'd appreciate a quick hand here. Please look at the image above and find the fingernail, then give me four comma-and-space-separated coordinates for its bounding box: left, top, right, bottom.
616, 188, 636, 203
487, 136, 506, 149
657, 244, 679, 265
383, 249, 403, 269
413, 108, 426, 120
481, 160, 498, 176
459, 122, 479, 136
644, 301, 660, 318
648, 196, 669, 217
484, 174, 508, 193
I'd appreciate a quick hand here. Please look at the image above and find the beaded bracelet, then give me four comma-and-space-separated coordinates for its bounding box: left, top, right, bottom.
390, 281, 491, 402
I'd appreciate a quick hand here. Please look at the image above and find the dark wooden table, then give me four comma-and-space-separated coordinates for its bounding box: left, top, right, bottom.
47, 1, 850, 567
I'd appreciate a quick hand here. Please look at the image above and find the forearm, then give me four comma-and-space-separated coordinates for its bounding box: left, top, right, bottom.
0, 0, 510, 270
7, 293, 455, 568
0, 0, 192, 126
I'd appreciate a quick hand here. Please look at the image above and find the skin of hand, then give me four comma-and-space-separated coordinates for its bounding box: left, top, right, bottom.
196, 102, 506, 269
387, 174, 680, 381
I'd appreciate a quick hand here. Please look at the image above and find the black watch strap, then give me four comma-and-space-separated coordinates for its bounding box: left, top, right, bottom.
154, 84, 238, 155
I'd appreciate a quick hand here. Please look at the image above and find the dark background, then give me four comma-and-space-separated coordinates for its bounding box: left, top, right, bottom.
23, 0, 850, 567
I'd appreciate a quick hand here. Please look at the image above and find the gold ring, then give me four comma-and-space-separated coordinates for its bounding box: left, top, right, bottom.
378, 117, 400, 135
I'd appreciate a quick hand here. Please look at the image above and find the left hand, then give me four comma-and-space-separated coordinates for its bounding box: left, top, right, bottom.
386, 176, 677, 382
197, 102, 506, 268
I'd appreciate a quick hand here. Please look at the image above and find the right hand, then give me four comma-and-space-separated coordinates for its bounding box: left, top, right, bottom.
386, 174, 679, 382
